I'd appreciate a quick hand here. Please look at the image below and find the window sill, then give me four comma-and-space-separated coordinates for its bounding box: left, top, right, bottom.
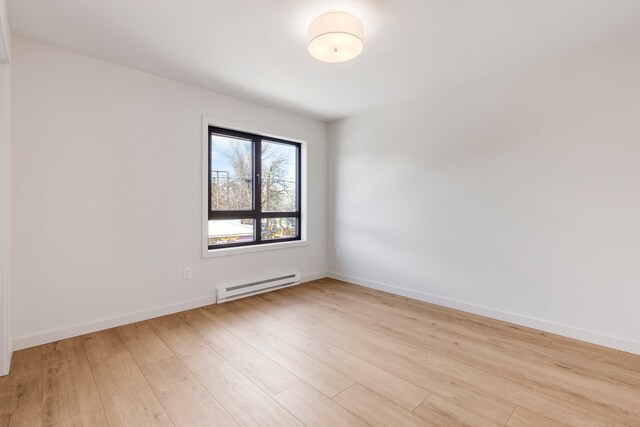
203, 240, 309, 258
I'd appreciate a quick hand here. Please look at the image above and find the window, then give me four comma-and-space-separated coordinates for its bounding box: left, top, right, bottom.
207, 126, 301, 250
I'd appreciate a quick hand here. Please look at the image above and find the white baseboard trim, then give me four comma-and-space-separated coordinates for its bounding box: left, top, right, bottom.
301, 271, 328, 283
13, 295, 215, 351
12, 271, 329, 352
328, 271, 640, 355
0, 348, 11, 377
0, 330, 10, 376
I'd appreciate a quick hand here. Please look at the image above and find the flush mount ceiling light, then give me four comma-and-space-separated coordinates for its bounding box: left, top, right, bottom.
307, 12, 364, 63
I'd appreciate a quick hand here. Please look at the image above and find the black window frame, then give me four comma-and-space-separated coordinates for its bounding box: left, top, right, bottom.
208, 126, 302, 250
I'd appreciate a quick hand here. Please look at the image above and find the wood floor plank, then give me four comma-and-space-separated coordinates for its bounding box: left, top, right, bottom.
82, 328, 127, 362
313, 280, 554, 345
195, 361, 303, 426
90, 351, 173, 426
260, 286, 380, 330
425, 330, 640, 425
618, 350, 640, 365
2, 280, 637, 426
147, 314, 223, 372
338, 280, 556, 346
489, 332, 640, 378
228, 299, 430, 411
278, 310, 327, 331
550, 336, 619, 360
0, 347, 43, 426
274, 382, 367, 427
317, 313, 614, 427
251, 291, 303, 318
310, 316, 516, 425
202, 304, 356, 398
393, 318, 640, 407
486, 332, 553, 354
333, 383, 432, 427
413, 394, 502, 427
41, 338, 108, 426
241, 293, 295, 319
369, 320, 439, 344
177, 308, 300, 395
43, 337, 83, 351
277, 287, 380, 327
487, 333, 640, 391
506, 406, 568, 427
328, 309, 639, 426
493, 329, 553, 348
116, 321, 173, 366
141, 356, 238, 427
298, 281, 494, 341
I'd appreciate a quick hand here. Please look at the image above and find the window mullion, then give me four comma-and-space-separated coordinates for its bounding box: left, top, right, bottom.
259, 212, 300, 219
254, 137, 262, 244
297, 144, 301, 213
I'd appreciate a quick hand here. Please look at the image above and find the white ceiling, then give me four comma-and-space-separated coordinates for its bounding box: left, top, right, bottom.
8, 0, 640, 121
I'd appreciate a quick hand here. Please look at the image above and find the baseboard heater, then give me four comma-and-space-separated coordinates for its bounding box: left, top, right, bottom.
215, 272, 301, 304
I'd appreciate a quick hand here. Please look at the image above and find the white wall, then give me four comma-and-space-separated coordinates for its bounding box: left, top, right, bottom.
0, 0, 11, 376
328, 33, 640, 353
11, 37, 328, 348
0, 63, 10, 375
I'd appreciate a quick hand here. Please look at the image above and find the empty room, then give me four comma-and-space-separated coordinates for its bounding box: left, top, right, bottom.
1, 1, 639, 426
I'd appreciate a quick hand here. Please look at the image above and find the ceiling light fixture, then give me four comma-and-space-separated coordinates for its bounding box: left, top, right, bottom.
307, 12, 364, 63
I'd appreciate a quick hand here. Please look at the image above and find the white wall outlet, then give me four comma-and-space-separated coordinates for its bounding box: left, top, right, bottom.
335, 248, 342, 258
183, 267, 192, 280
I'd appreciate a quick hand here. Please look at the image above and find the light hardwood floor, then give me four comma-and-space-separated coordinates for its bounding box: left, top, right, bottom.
1, 278, 639, 426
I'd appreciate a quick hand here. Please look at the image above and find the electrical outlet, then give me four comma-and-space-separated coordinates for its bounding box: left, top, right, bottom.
183, 267, 192, 280
336, 248, 342, 258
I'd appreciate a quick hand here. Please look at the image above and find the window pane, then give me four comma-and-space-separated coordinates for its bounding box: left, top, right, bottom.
210, 134, 253, 211
208, 219, 255, 246
261, 141, 297, 212
261, 218, 298, 241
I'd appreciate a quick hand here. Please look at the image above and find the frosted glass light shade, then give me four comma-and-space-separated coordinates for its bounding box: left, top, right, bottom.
307, 12, 364, 63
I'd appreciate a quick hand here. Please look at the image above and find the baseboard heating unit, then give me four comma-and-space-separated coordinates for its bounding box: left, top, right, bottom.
215, 272, 301, 303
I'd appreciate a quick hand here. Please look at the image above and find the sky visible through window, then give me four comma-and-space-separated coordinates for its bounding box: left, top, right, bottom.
210, 136, 296, 187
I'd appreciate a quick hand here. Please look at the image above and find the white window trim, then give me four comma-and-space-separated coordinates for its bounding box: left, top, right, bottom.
201, 115, 308, 258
